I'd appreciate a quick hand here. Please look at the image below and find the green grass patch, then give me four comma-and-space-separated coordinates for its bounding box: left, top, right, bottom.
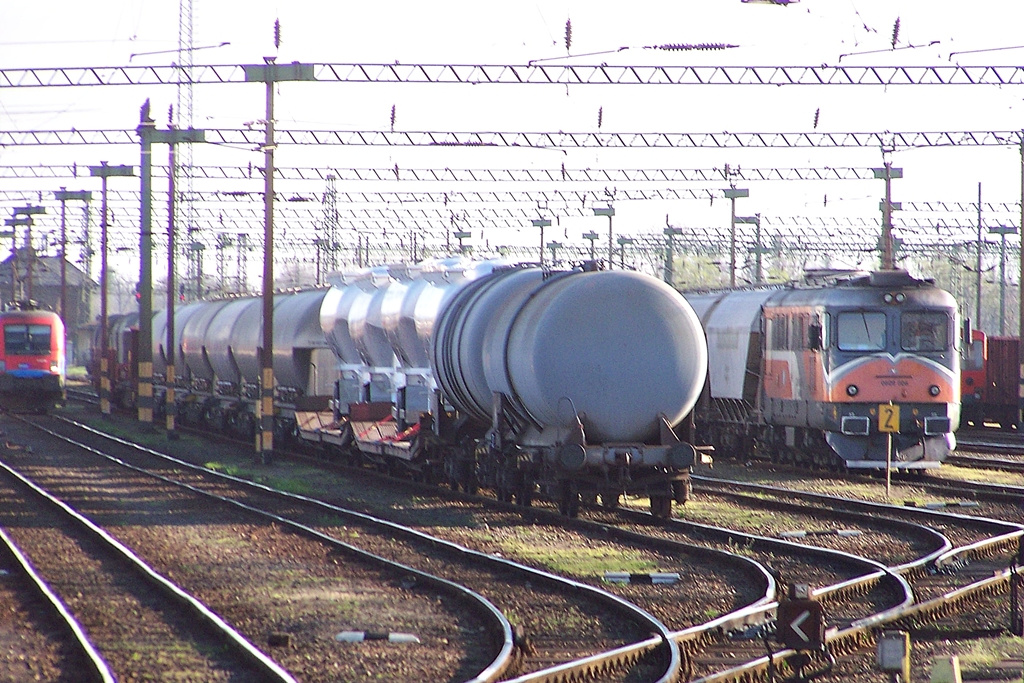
955, 635, 1024, 671
493, 530, 660, 577
264, 475, 318, 497
934, 465, 1024, 487
505, 605, 597, 633
679, 499, 809, 531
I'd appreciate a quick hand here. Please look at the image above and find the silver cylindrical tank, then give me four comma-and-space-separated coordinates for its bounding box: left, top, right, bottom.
180, 300, 233, 383
320, 285, 366, 366
272, 290, 330, 390
151, 303, 204, 375
432, 267, 708, 444
206, 298, 261, 384
346, 267, 396, 369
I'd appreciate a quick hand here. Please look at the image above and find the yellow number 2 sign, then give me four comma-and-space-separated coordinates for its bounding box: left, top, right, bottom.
878, 404, 900, 433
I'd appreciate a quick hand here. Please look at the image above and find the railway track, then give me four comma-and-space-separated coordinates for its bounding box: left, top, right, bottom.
54, 395, 1024, 682
0, 446, 295, 682
685, 472, 1024, 683
1, 414, 518, 682
64, 408, 943, 680
10, 411, 771, 683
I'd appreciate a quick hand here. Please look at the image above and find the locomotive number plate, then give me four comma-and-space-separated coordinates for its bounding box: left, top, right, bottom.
878, 404, 900, 433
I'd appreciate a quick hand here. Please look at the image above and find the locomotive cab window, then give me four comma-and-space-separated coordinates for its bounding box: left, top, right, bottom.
4, 324, 52, 355
900, 312, 948, 352
836, 311, 886, 351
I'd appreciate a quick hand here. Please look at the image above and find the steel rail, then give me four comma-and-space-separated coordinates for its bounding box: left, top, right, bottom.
0, 454, 299, 683
0, 526, 116, 683
47, 415, 685, 682
693, 553, 1024, 683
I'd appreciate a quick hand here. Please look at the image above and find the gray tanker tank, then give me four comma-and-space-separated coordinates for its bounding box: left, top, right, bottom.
173, 290, 334, 400
431, 265, 708, 450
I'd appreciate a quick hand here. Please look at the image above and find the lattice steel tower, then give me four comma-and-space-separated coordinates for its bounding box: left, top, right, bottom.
177, 0, 197, 300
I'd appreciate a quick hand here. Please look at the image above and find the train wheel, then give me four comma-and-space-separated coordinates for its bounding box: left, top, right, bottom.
601, 490, 621, 509
558, 482, 580, 517
672, 479, 692, 504
515, 481, 534, 507
496, 484, 513, 503
650, 495, 673, 518
444, 458, 460, 492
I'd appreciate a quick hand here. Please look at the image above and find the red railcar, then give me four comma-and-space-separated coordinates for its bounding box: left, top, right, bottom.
961, 331, 1021, 429
0, 304, 66, 413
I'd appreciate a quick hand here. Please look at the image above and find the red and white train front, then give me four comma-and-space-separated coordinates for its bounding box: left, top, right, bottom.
0, 307, 66, 413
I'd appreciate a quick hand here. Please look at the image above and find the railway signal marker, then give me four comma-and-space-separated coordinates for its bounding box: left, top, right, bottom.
777, 598, 824, 650
879, 404, 900, 432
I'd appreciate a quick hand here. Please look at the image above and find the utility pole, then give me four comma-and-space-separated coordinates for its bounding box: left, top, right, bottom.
244, 57, 315, 464
736, 214, 762, 284
546, 240, 562, 265
89, 161, 135, 419
1019, 134, 1024, 435
976, 182, 984, 328
136, 99, 206, 430
163, 114, 206, 440
532, 217, 551, 266
593, 206, 615, 270
663, 224, 682, 285
582, 230, 599, 262
617, 236, 633, 269
3, 215, 29, 304
723, 187, 749, 287
989, 224, 1017, 335
13, 205, 45, 302
53, 189, 92, 349
872, 151, 903, 270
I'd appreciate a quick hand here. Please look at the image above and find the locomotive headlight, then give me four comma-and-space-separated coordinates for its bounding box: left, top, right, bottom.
883, 293, 894, 303
895, 293, 906, 302
929, 384, 941, 397
846, 384, 859, 397
50, 363, 59, 373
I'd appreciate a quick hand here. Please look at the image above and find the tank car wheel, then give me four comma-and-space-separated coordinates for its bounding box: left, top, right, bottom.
422, 463, 441, 486
650, 495, 673, 519
672, 479, 692, 504
557, 482, 580, 518
515, 482, 534, 507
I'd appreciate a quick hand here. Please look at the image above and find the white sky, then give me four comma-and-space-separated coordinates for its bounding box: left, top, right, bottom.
4, 0, 1024, 282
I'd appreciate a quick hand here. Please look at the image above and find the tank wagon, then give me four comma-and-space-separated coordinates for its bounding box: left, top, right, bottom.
158, 289, 337, 435
98, 259, 710, 517
423, 262, 709, 516
684, 269, 960, 470
0, 302, 66, 413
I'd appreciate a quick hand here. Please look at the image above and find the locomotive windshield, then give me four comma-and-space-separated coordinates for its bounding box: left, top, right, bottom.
4, 324, 51, 355
836, 311, 886, 351
900, 311, 948, 352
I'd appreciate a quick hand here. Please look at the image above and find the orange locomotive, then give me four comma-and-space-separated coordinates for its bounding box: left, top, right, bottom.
0, 302, 66, 413
685, 270, 960, 470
